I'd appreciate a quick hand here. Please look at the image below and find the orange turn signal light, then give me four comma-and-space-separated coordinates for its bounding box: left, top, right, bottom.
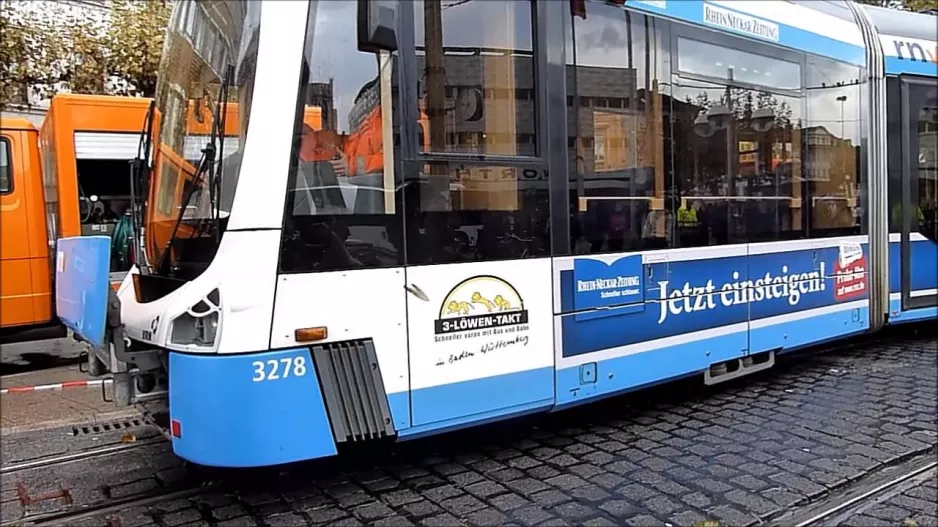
295, 326, 328, 342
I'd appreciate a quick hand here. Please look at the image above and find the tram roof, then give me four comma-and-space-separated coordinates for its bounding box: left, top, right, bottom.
865, 4, 938, 44
865, 4, 938, 77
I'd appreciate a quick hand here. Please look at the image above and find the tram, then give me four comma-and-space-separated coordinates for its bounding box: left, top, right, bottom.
53, 0, 936, 468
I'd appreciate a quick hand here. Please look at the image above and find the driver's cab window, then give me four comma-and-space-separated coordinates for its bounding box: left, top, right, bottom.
279, 2, 403, 273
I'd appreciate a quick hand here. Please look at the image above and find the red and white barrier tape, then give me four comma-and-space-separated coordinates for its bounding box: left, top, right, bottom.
0, 379, 112, 395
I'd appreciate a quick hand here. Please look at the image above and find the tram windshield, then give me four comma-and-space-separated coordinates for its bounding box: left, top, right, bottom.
145, 1, 260, 279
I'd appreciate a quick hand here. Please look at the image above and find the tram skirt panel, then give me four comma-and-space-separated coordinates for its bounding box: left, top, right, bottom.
168, 348, 337, 467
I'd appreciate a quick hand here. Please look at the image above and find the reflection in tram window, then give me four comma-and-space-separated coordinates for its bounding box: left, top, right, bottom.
280, 1, 404, 273
671, 79, 805, 246
805, 57, 863, 238
147, 0, 260, 279
402, 162, 550, 265
414, 0, 537, 157
565, 2, 671, 254
917, 91, 938, 242
404, 0, 548, 265
902, 82, 938, 241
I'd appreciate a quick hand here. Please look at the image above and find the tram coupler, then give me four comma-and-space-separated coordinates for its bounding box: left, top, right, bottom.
96, 288, 167, 407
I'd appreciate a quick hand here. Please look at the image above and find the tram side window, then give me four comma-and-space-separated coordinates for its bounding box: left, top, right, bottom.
566, 3, 672, 254
887, 78, 937, 238
280, 1, 404, 273
887, 77, 902, 233
897, 80, 938, 240
415, 0, 537, 157
0, 139, 11, 194
804, 57, 863, 238
405, 0, 549, 265
671, 35, 806, 247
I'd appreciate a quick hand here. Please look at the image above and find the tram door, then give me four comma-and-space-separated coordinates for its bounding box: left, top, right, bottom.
898, 77, 938, 310
400, 0, 556, 429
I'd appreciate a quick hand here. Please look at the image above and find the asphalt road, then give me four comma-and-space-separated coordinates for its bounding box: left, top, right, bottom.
1, 328, 935, 527
0, 336, 85, 375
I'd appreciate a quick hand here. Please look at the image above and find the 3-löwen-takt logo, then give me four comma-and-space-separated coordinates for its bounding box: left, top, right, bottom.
434, 276, 529, 335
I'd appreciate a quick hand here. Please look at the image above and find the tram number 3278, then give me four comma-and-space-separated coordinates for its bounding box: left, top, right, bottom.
252, 356, 308, 382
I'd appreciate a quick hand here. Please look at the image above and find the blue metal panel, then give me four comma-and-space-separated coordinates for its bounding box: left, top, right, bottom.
749, 295, 869, 354
54, 236, 111, 349
885, 57, 938, 77
887, 238, 938, 294
555, 329, 745, 408
888, 300, 938, 324
555, 304, 869, 409
624, 0, 866, 65
387, 391, 410, 431
409, 366, 554, 427
399, 395, 552, 440
168, 348, 337, 467
559, 259, 748, 355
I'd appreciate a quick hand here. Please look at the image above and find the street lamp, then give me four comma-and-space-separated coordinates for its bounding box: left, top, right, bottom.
836, 95, 847, 138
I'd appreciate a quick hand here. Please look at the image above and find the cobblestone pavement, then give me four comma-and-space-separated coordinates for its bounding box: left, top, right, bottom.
1, 330, 936, 527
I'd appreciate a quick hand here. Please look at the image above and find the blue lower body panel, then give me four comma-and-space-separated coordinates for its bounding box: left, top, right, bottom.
888, 298, 938, 325
168, 349, 337, 467
750, 303, 869, 354
399, 367, 555, 439
555, 328, 746, 409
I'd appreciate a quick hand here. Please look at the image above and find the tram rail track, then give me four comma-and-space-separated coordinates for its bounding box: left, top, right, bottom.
774, 452, 938, 527
0, 482, 215, 527
0, 439, 163, 476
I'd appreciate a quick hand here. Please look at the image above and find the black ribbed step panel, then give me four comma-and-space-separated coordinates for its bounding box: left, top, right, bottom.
310, 339, 396, 443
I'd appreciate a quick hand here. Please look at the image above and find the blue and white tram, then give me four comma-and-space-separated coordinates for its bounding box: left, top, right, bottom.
54, 0, 937, 467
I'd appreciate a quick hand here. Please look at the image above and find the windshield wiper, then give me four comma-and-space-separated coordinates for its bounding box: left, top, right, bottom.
210, 65, 234, 245
129, 99, 156, 274
156, 66, 234, 276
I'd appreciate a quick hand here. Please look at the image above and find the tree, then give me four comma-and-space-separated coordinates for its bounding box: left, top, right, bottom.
855, 0, 937, 12
105, 0, 173, 97
0, 0, 171, 109
0, 1, 109, 106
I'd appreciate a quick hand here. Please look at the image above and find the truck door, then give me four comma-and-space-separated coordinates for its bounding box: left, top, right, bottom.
0, 129, 37, 328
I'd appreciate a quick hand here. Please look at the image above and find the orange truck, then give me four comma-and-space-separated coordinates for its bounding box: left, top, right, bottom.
1, 94, 157, 343
1, 94, 327, 344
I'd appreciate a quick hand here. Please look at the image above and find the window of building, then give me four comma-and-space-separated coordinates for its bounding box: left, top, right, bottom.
414, 0, 537, 157
0, 138, 11, 194
566, 3, 671, 254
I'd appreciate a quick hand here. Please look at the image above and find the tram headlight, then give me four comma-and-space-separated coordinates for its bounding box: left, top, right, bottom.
169, 288, 221, 349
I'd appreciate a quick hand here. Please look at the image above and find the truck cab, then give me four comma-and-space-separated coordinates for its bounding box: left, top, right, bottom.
0, 118, 58, 340
1, 94, 158, 344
